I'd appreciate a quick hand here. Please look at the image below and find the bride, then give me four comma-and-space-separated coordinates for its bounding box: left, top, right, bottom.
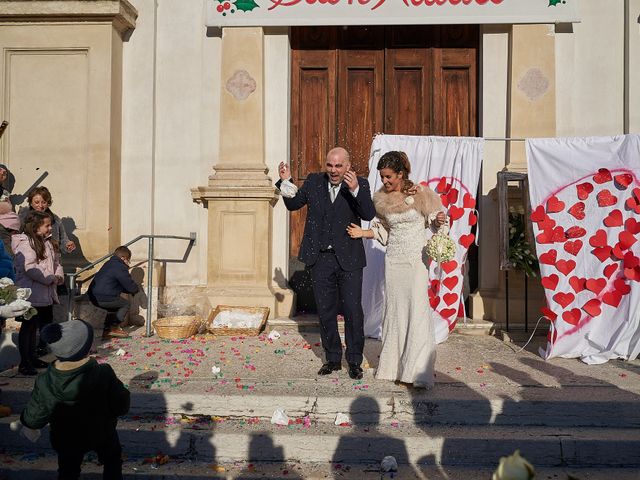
347, 151, 446, 388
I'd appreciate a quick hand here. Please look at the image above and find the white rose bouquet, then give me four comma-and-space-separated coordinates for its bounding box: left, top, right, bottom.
0, 278, 37, 320
425, 213, 456, 263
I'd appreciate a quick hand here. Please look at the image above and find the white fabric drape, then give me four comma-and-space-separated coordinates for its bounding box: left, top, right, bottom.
526, 134, 640, 364
362, 135, 484, 343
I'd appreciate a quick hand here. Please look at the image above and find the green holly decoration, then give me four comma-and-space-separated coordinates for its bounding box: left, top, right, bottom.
234, 0, 259, 12
548, 0, 565, 6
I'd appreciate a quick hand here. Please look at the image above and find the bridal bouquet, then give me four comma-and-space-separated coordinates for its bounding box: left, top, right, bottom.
425, 215, 456, 263
0, 278, 37, 320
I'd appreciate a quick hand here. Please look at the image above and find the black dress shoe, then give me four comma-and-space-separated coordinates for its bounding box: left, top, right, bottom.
31, 359, 49, 369
348, 363, 363, 380
18, 365, 38, 376
318, 362, 341, 375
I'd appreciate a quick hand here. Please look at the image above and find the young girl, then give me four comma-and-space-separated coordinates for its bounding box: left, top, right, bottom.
12, 210, 64, 375
19, 187, 76, 253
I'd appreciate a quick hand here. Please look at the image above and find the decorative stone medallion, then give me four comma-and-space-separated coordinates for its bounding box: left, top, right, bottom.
226, 69, 256, 101
517, 67, 550, 102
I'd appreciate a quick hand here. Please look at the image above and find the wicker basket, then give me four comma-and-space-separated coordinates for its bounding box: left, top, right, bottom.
207, 305, 269, 336
153, 315, 201, 340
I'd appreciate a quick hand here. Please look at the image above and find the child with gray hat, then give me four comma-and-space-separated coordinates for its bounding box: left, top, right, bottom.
13, 319, 130, 479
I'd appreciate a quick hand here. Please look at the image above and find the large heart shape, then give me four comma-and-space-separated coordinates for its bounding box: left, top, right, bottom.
585, 278, 606, 295
614, 173, 633, 189
429, 296, 440, 309
436, 177, 450, 194
618, 231, 637, 251
603, 209, 623, 227
459, 234, 475, 249
576, 182, 594, 200
625, 217, 640, 234
463, 193, 476, 209
565, 226, 587, 239
439, 308, 457, 319
569, 276, 586, 293
603, 264, 617, 279
449, 205, 465, 220
539, 250, 558, 265
562, 308, 582, 326
614, 278, 631, 294
540, 307, 558, 322
441, 260, 458, 274
592, 246, 613, 262
623, 252, 639, 269
602, 290, 623, 308
443, 293, 458, 306
468, 212, 477, 226
530, 205, 547, 223
447, 188, 459, 205
589, 229, 609, 248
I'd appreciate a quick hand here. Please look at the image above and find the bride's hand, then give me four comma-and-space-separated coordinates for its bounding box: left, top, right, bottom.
346, 223, 363, 239
435, 211, 447, 227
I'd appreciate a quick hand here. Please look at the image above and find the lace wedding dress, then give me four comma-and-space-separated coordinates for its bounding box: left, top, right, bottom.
371, 186, 442, 387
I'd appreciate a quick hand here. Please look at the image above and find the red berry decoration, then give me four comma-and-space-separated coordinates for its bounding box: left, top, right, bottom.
216, 4, 224, 12
224, 2, 231, 9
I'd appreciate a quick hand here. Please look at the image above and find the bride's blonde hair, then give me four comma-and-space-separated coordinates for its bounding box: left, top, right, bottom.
377, 151, 414, 194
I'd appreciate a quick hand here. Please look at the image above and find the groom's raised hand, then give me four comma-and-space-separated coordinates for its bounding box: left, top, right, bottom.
278, 162, 291, 181
344, 169, 358, 192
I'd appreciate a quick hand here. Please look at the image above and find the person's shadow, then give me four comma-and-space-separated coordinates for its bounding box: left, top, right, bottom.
332, 396, 417, 478
237, 433, 303, 479
126, 266, 148, 328
60, 217, 90, 270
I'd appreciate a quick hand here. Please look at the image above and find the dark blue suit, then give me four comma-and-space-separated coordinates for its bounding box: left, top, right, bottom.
277, 173, 376, 365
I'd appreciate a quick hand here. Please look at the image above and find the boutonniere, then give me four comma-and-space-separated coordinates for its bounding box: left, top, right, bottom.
404, 196, 415, 205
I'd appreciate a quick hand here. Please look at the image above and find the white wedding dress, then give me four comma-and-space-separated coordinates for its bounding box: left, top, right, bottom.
371, 188, 440, 387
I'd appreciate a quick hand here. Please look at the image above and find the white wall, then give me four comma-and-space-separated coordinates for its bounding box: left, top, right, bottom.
122, 0, 220, 286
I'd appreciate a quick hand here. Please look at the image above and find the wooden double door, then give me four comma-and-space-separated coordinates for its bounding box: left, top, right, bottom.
289, 25, 479, 311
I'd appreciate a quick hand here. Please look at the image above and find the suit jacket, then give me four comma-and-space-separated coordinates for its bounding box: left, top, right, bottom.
277, 173, 376, 271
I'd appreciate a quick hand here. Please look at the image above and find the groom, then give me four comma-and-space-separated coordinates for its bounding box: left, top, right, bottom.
276, 147, 376, 379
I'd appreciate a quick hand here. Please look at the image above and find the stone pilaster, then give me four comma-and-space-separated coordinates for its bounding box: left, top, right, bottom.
192, 27, 293, 319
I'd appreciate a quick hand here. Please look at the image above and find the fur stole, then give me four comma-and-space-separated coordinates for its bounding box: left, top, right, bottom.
373, 185, 442, 220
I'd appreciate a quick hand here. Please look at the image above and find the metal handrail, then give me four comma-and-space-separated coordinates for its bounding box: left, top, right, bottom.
66, 233, 197, 336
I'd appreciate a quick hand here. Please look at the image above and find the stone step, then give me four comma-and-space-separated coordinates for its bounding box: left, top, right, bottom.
3, 455, 640, 480
2, 417, 639, 468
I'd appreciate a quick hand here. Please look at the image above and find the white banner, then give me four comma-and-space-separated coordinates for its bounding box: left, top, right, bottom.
526, 135, 640, 364
206, 0, 579, 27
363, 135, 483, 343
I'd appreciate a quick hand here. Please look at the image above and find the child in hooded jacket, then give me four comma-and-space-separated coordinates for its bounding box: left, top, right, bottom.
12, 210, 64, 375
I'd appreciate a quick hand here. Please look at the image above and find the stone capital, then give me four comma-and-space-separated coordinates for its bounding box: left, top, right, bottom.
0, 0, 137, 34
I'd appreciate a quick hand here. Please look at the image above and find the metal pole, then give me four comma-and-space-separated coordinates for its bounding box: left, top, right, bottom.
505, 270, 509, 332
524, 272, 529, 333
146, 236, 154, 337
67, 274, 76, 322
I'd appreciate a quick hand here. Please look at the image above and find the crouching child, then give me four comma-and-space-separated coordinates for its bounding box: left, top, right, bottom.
15, 319, 130, 479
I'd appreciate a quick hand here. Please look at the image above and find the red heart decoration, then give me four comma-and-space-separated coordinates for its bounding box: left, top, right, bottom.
541, 274, 559, 290
546, 195, 565, 213
442, 276, 459, 290
568, 202, 586, 220
565, 226, 587, 239
614, 278, 631, 294
443, 293, 458, 306
538, 216, 557, 231
556, 259, 576, 275
551, 227, 566, 243
603, 264, 617, 279
618, 231, 637, 251
459, 234, 475, 249
439, 308, 457, 318
441, 260, 458, 274
563, 308, 581, 325
553, 291, 575, 308
569, 276, 586, 293
530, 205, 547, 223
463, 193, 476, 209
440, 194, 449, 208
592, 246, 613, 262
539, 250, 558, 265
602, 290, 623, 308
626, 196, 639, 212
623, 252, 639, 269
625, 217, 640, 234
597, 189, 618, 207
633, 188, 640, 202
540, 307, 557, 322
429, 296, 440, 309
612, 244, 625, 260
585, 278, 607, 295
449, 205, 464, 221
576, 182, 594, 200
430, 280, 440, 294
468, 212, 477, 226
624, 266, 640, 282
582, 299, 602, 317
603, 209, 623, 227
447, 188, 459, 205
614, 173, 633, 189
593, 168, 612, 184
564, 240, 583, 256
589, 229, 608, 248
436, 177, 449, 194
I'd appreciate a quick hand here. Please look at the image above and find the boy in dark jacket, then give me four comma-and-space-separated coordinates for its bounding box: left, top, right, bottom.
88, 246, 139, 339
15, 319, 130, 479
